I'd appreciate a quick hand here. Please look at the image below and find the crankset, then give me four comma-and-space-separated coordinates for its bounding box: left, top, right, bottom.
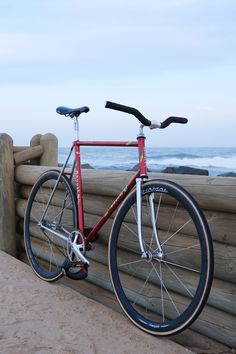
65, 230, 90, 280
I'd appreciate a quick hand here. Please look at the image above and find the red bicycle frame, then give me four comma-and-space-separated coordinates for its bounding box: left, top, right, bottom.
68, 136, 148, 245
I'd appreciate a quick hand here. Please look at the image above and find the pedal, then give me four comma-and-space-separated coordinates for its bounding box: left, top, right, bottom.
64, 260, 88, 280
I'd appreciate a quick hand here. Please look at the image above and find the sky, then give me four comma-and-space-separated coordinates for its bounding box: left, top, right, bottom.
0, 0, 235, 147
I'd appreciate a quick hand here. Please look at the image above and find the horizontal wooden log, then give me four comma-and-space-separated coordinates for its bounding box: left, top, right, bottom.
15, 165, 236, 213
77, 170, 236, 213
13, 146, 29, 153
16, 199, 75, 242
14, 146, 43, 166
82, 194, 236, 247
75, 193, 236, 248
20, 185, 72, 207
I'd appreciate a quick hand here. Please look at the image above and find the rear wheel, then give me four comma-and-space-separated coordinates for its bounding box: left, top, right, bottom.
109, 179, 213, 335
24, 170, 77, 281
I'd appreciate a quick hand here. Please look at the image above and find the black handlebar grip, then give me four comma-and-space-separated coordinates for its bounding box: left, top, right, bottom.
160, 116, 188, 129
105, 101, 151, 126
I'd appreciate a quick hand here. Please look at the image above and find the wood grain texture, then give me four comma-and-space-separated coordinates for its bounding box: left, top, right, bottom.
14, 146, 43, 165
0, 134, 16, 255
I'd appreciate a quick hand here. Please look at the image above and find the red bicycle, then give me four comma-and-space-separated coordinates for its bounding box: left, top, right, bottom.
24, 101, 214, 336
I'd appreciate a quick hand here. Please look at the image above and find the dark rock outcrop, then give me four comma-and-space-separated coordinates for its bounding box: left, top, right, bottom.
128, 163, 151, 172
218, 172, 236, 177
81, 163, 94, 169
161, 166, 209, 176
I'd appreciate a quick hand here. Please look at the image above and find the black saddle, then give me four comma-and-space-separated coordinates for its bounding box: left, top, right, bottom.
56, 106, 90, 117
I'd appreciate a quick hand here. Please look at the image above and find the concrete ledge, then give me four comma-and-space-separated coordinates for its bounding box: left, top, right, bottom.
0, 251, 192, 354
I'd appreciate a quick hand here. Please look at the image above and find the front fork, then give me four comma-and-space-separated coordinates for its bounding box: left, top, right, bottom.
136, 178, 163, 259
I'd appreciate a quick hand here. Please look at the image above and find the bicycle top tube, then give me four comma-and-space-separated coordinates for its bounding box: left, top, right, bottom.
73, 141, 138, 147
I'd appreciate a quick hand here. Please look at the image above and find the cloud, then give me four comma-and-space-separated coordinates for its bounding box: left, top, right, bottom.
0, 33, 68, 63
63, 0, 200, 12
0, 21, 234, 85
0, 0, 235, 84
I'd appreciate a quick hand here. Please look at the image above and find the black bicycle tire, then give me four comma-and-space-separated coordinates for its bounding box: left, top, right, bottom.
109, 179, 214, 336
24, 170, 77, 282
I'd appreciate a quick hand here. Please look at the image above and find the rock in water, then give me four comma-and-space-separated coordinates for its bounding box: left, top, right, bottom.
161, 166, 209, 176
218, 172, 236, 177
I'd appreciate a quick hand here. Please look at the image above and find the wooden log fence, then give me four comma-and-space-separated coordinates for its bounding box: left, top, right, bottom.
0, 133, 57, 256
14, 164, 236, 348
0, 133, 235, 350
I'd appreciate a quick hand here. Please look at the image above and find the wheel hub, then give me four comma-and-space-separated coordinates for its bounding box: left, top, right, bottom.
141, 250, 166, 262
154, 251, 166, 261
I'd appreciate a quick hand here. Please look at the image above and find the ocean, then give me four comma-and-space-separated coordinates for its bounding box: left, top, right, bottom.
58, 147, 236, 176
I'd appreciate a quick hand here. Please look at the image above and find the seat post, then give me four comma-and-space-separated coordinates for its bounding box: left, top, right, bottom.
73, 116, 79, 141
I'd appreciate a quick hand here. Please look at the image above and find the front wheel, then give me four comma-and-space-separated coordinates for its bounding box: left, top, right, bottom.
109, 179, 214, 335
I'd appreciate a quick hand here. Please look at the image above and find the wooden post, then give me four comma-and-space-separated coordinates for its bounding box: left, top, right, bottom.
0, 134, 16, 256
30, 134, 42, 165
40, 133, 58, 166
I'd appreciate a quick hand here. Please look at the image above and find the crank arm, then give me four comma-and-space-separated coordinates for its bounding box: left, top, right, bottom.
71, 243, 90, 266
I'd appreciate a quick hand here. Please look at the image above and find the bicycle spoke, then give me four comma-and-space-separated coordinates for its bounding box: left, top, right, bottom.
161, 259, 200, 273
47, 239, 60, 270
160, 262, 165, 322
151, 261, 180, 316
165, 201, 179, 240
50, 202, 72, 224
164, 262, 194, 297
118, 258, 145, 268
161, 219, 192, 247
41, 230, 67, 258
132, 267, 154, 306
165, 243, 200, 256
122, 222, 151, 251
